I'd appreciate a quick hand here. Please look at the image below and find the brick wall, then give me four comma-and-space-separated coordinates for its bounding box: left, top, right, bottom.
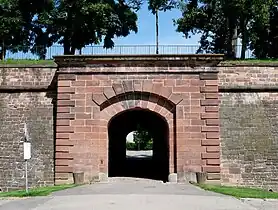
219, 66, 278, 191
0, 67, 56, 191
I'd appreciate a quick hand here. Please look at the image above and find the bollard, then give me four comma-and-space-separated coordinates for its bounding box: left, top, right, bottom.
196, 172, 207, 184
73, 172, 85, 185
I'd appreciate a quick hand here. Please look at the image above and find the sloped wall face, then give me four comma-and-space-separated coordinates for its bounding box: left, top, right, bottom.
0, 67, 56, 192
219, 66, 278, 191
55, 58, 221, 184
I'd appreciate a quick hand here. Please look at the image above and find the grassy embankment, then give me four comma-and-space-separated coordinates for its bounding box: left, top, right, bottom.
195, 184, 278, 199
0, 184, 77, 197
1, 58, 278, 65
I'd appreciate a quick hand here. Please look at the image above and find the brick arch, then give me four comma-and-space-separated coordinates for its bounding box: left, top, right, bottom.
92, 80, 184, 109
98, 94, 176, 177
99, 91, 176, 112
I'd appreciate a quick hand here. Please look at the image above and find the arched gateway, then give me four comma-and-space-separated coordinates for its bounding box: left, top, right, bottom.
54, 54, 223, 184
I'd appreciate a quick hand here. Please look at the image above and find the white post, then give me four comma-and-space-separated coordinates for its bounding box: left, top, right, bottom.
23, 123, 31, 194
25, 160, 28, 193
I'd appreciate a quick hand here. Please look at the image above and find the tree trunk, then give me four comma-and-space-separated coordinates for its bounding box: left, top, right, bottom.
64, 5, 73, 55
231, 27, 238, 58
70, 47, 75, 55
1, 40, 5, 60
155, 10, 159, 54
240, 20, 247, 59
226, 18, 234, 59
226, 18, 237, 60
63, 36, 71, 55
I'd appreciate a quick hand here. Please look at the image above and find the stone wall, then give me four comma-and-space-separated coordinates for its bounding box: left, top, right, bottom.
218, 66, 278, 191
0, 67, 56, 191
54, 55, 221, 185
1, 63, 278, 192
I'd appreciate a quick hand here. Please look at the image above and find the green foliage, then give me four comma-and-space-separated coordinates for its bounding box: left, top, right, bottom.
126, 141, 153, 150
0, 0, 53, 58
195, 184, 278, 199
133, 124, 153, 150
0, 0, 142, 58
0, 59, 55, 65
3, 0, 278, 59
0, 184, 77, 197
148, 0, 176, 14
126, 125, 153, 151
174, 0, 278, 59
47, 0, 141, 55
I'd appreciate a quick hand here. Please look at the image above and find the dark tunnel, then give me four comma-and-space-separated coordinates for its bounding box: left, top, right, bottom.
108, 108, 169, 182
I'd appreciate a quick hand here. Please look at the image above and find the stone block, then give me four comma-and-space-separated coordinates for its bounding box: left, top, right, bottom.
168, 173, 178, 183
99, 173, 109, 182
177, 172, 197, 183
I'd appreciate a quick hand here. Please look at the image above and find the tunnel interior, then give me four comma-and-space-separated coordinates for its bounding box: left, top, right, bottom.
108, 108, 169, 182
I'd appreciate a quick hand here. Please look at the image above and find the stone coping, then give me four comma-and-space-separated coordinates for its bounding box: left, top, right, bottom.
2, 85, 278, 92
2, 55, 278, 67
53, 54, 224, 67
219, 62, 278, 67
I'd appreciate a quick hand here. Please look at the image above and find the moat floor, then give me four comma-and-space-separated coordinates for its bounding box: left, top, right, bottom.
0, 178, 277, 210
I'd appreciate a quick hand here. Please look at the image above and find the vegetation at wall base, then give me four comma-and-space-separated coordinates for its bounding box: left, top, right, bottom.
0, 59, 55, 65
195, 184, 278, 199
0, 184, 77, 197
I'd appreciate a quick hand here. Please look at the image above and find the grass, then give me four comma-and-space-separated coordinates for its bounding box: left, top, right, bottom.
221, 58, 278, 64
0, 59, 55, 65
0, 184, 77, 197
195, 184, 278, 199
1, 58, 278, 65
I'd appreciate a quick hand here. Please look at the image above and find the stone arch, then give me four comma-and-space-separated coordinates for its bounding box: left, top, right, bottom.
92, 80, 184, 110
97, 91, 177, 179
100, 91, 176, 112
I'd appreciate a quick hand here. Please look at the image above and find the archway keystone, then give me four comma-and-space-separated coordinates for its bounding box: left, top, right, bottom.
54, 54, 223, 184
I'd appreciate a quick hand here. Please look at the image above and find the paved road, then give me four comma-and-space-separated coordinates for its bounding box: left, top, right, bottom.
0, 178, 277, 210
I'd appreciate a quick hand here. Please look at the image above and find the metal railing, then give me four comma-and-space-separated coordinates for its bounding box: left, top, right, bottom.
2, 45, 253, 60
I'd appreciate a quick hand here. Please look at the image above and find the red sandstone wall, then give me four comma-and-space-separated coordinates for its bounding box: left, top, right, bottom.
55, 65, 220, 184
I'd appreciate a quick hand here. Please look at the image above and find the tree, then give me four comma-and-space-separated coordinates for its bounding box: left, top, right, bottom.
148, 0, 176, 54
43, 0, 142, 55
0, 0, 142, 58
133, 124, 153, 150
0, 0, 53, 59
174, 0, 241, 58
174, 0, 276, 59
264, 3, 278, 58
0, 0, 23, 59
247, 0, 277, 58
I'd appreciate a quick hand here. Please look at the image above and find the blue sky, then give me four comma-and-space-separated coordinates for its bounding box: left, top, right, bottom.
112, 4, 200, 45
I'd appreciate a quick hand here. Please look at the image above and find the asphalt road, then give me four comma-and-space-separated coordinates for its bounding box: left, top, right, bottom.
0, 178, 277, 210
